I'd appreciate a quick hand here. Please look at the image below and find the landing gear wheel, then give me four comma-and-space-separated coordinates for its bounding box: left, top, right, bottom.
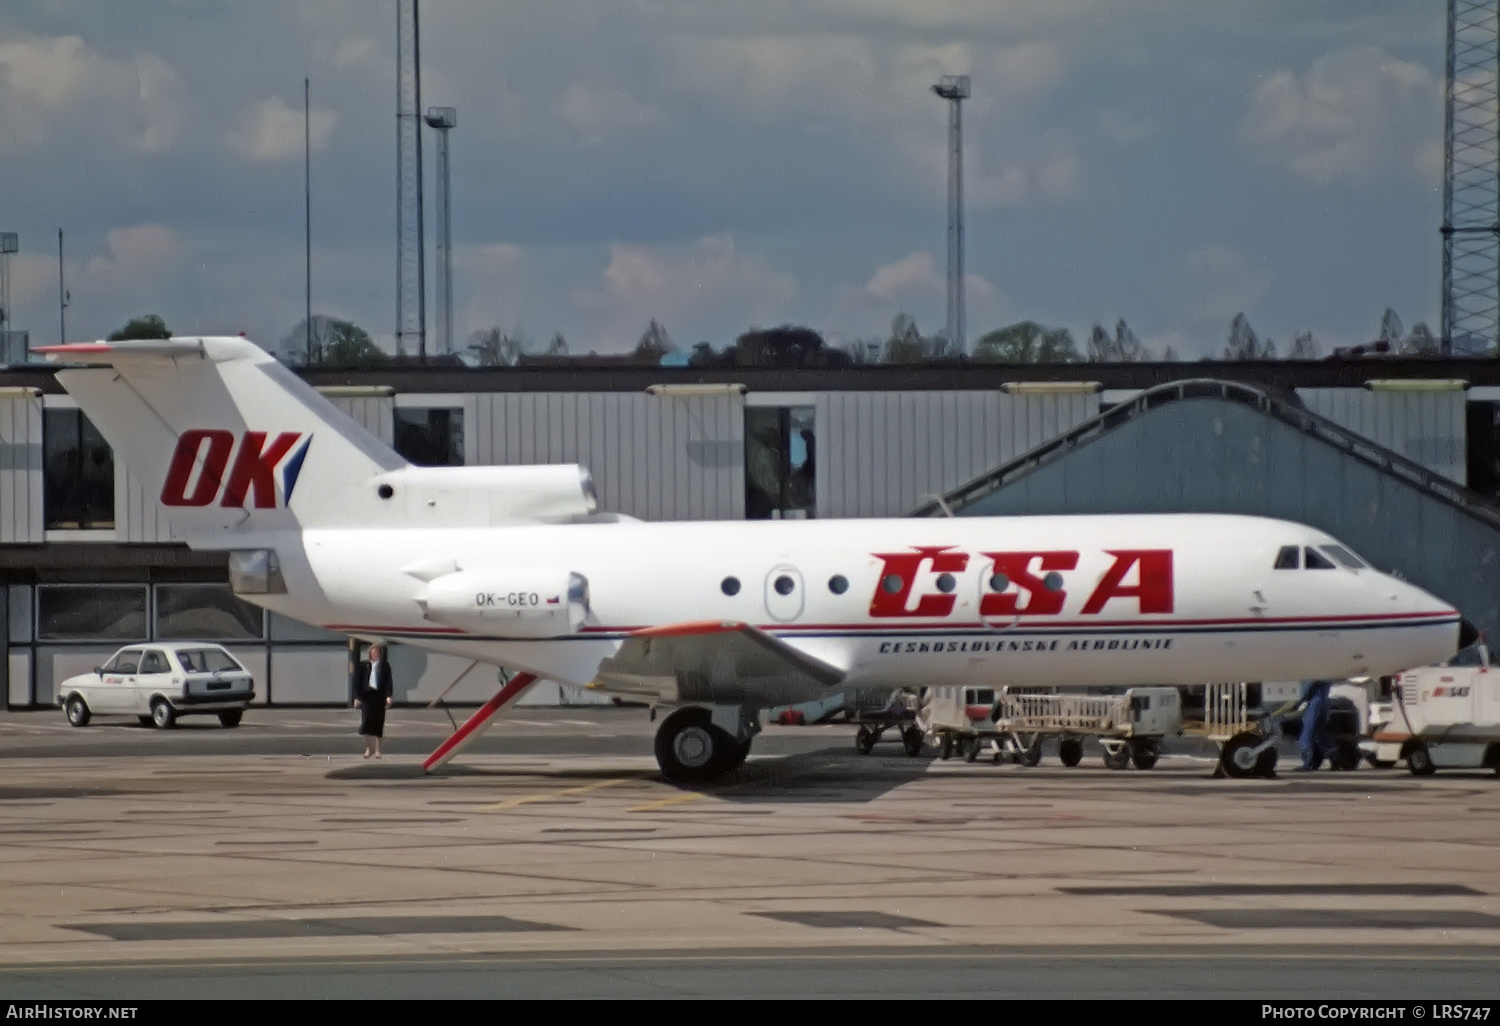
1017, 735, 1043, 768
855, 725, 876, 755
65, 696, 90, 727
654, 708, 725, 783
1058, 737, 1083, 768
1102, 744, 1131, 771
901, 727, 924, 757
1219, 732, 1263, 778
1130, 744, 1159, 770
1330, 742, 1359, 771
218, 710, 243, 728
1406, 743, 1436, 776
150, 700, 176, 730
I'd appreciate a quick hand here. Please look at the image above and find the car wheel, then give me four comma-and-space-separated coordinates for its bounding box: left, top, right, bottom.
151, 700, 176, 730
218, 710, 243, 728
65, 695, 91, 728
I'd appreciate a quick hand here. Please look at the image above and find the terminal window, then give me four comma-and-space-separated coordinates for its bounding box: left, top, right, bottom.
43, 409, 116, 530
395, 407, 464, 466
745, 406, 815, 520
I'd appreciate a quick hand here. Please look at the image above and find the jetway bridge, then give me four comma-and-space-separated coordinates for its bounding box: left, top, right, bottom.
916, 379, 1500, 645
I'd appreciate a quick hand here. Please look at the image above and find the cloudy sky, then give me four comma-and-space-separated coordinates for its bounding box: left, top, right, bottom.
0, 1, 1446, 358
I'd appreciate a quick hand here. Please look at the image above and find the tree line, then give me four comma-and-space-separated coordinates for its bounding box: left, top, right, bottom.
97, 305, 1457, 369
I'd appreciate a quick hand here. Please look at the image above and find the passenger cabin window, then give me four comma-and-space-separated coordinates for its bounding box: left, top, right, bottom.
1303, 547, 1336, 570
394, 407, 464, 466
1274, 546, 1300, 569
43, 409, 116, 530
139, 651, 169, 675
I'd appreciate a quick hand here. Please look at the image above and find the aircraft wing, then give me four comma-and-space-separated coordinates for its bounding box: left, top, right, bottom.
590, 620, 847, 707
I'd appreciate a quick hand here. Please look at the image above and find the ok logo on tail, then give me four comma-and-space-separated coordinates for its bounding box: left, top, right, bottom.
161, 430, 312, 509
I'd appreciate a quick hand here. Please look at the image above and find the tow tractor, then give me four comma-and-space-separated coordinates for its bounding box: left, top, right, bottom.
1364, 642, 1500, 775
917, 686, 1002, 761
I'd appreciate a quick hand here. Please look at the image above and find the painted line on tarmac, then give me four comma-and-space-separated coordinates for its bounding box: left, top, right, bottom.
626, 791, 706, 813
478, 777, 629, 811
7, 948, 1500, 973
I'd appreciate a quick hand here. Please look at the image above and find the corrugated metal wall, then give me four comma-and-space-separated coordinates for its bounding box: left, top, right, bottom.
117, 467, 175, 543
0, 391, 43, 543
469, 392, 745, 520
816, 390, 1100, 518
1298, 387, 1467, 484
328, 394, 396, 446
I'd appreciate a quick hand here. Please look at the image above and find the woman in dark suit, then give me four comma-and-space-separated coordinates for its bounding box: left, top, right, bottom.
355, 643, 395, 759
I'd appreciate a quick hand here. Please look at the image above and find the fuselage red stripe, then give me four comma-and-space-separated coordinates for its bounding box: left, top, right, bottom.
330, 609, 1459, 639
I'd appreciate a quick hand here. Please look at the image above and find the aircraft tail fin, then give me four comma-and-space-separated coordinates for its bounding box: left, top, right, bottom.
40, 337, 597, 542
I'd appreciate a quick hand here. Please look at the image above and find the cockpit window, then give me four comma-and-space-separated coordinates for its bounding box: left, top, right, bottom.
1303, 547, 1336, 570
1319, 545, 1366, 570
1274, 546, 1300, 570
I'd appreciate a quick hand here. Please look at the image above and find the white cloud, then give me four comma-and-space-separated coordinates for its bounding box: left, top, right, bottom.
1238, 46, 1440, 186
0, 35, 182, 152
228, 97, 338, 162
866, 251, 942, 300
824, 250, 1004, 339
572, 235, 797, 351
557, 85, 662, 145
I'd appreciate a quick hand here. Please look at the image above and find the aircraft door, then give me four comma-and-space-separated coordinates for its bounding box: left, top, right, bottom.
764, 566, 806, 623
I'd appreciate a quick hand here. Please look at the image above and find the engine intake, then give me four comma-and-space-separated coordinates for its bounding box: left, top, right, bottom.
418, 570, 590, 638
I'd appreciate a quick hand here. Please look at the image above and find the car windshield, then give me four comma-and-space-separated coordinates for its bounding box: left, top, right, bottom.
102, 649, 142, 674
176, 648, 243, 673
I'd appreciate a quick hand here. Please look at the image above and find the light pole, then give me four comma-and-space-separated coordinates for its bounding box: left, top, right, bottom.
305, 76, 315, 366
0, 232, 15, 338
932, 74, 970, 357
424, 106, 457, 357
57, 229, 69, 345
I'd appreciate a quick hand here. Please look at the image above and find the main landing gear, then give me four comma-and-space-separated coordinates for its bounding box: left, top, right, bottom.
654, 706, 756, 783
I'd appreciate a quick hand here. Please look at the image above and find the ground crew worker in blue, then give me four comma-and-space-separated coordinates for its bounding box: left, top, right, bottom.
1294, 680, 1333, 771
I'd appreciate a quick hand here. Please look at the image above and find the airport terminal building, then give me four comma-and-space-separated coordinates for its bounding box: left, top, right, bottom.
3, 354, 1500, 710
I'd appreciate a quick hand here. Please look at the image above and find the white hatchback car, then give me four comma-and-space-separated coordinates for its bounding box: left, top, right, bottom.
58, 643, 256, 729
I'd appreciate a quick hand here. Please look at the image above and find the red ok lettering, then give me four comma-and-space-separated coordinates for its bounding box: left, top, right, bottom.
161, 429, 235, 507
869, 546, 970, 618
220, 431, 303, 508
1081, 549, 1175, 615
979, 551, 1079, 617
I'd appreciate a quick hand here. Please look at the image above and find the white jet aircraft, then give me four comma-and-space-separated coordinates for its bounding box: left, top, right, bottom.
39, 337, 1465, 781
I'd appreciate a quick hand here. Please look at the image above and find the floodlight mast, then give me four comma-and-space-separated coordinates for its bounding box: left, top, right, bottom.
932, 75, 970, 357
425, 106, 457, 358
